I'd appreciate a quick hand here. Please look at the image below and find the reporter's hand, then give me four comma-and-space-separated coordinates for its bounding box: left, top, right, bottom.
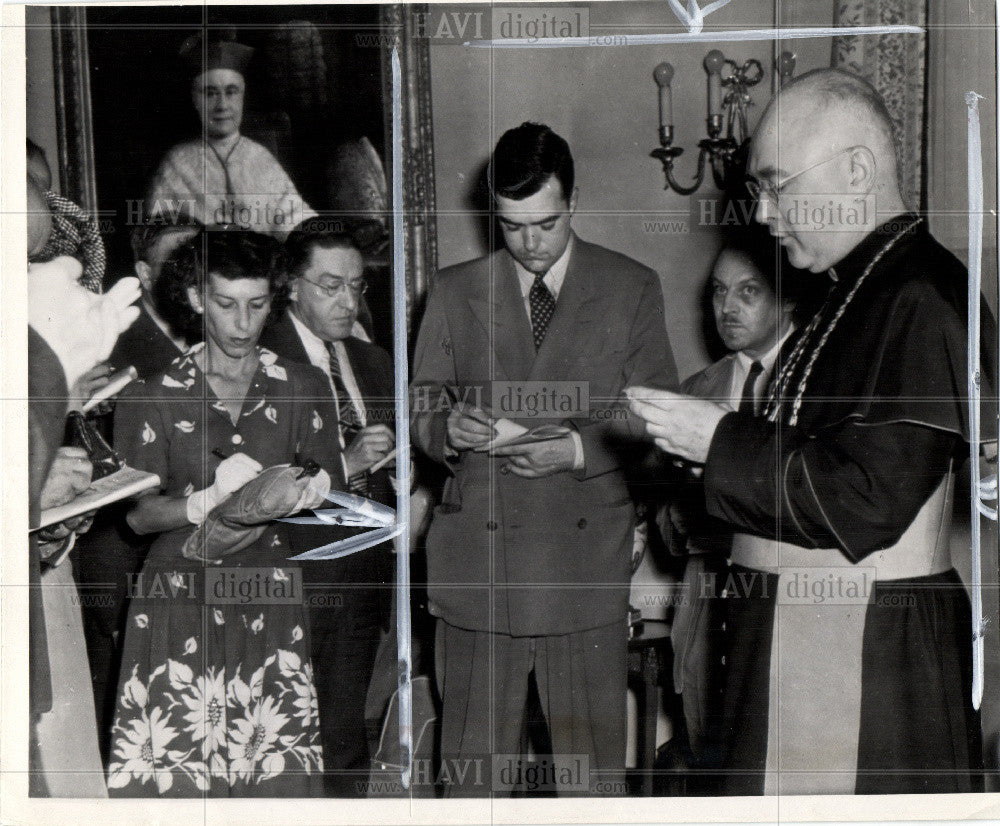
291, 469, 332, 513
446, 404, 495, 451
343, 425, 395, 477
213, 452, 264, 496
69, 361, 115, 410
186, 453, 264, 524
28, 256, 141, 390
491, 434, 577, 479
36, 510, 96, 544
40, 446, 92, 510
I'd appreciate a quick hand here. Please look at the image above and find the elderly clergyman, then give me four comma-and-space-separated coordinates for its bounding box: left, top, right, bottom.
629, 68, 997, 795
146, 34, 316, 238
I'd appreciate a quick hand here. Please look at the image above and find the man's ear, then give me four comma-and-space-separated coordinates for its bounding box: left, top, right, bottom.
134, 261, 153, 293
568, 186, 579, 215
186, 285, 203, 315
848, 146, 876, 192
287, 278, 299, 304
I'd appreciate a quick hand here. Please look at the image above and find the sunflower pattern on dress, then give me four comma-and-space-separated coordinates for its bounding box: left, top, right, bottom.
106, 346, 342, 797
107, 619, 322, 795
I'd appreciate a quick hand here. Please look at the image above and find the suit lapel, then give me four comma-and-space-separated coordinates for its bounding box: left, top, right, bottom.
467, 250, 536, 381
529, 238, 600, 381
262, 310, 313, 367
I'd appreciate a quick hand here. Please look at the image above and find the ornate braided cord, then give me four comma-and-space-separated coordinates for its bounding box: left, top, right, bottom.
764, 218, 923, 426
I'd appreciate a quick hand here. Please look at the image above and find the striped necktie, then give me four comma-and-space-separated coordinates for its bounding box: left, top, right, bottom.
327, 342, 369, 495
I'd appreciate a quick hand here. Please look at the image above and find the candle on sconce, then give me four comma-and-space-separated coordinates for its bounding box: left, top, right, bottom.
704, 49, 725, 117
778, 51, 797, 86
653, 62, 674, 131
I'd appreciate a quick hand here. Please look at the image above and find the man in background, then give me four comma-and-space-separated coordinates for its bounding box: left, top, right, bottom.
107, 218, 201, 378
261, 229, 395, 796
663, 236, 802, 780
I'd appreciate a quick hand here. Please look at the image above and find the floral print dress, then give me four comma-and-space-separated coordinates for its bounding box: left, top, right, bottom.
106, 344, 342, 796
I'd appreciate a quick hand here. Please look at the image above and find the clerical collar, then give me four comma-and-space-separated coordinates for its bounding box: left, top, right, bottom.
828, 212, 922, 284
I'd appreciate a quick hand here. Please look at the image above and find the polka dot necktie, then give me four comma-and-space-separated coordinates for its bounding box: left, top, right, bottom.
529, 273, 556, 351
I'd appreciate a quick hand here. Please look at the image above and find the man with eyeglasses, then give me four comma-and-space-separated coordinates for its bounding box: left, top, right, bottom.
629, 68, 997, 795
410, 122, 677, 795
260, 229, 395, 796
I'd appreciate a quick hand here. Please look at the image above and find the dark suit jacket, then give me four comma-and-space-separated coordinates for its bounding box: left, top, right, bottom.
410, 235, 677, 636
29, 328, 69, 715
260, 310, 395, 587
107, 303, 183, 381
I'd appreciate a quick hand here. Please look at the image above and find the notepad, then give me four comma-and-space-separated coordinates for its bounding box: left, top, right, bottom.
474, 420, 571, 451
34, 465, 160, 530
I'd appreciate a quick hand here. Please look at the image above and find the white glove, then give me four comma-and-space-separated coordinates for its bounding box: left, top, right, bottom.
291, 469, 332, 513
186, 452, 264, 524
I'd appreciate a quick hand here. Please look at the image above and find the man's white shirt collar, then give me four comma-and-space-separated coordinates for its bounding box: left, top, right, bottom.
735, 324, 795, 379
287, 308, 367, 427
729, 325, 796, 412
513, 234, 575, 300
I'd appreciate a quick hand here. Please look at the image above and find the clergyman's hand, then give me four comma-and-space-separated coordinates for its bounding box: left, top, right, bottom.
625, 386, 727, 465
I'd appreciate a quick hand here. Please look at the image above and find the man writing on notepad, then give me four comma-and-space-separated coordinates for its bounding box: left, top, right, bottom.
260, 227, 395, 796
410, 122, 677, 796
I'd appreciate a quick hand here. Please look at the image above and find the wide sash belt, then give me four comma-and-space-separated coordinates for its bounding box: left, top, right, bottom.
730, 472, 954, 581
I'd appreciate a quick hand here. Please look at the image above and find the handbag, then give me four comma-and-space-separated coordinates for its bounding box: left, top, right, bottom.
65, 410, 121, 480
181, 465, 304, 562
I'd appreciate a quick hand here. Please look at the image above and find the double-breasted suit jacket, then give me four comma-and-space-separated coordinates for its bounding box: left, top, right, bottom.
410, 235, 677, 637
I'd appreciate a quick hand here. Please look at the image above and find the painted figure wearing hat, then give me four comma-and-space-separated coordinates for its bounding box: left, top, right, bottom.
145, 34, 317, 239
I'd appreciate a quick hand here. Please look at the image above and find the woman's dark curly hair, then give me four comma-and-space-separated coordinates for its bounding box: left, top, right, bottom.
153, 229, 289, 343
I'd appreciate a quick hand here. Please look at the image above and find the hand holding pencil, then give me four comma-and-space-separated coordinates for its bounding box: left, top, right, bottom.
445, 401, 496, 451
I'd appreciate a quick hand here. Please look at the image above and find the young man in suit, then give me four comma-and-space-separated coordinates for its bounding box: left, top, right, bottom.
410, 122, 677, 796
107, 218, 201, 379
259, 230, 395, 796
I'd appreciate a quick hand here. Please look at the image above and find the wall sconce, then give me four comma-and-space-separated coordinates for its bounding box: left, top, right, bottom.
651, 50, 764, 195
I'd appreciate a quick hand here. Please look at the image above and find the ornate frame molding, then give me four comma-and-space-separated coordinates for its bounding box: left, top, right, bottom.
50, 6, 97, 213
51, 5, 438, 338
380, 4, 438, 334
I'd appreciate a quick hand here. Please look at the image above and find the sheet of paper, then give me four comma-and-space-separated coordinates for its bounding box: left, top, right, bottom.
34, 465, 160, 530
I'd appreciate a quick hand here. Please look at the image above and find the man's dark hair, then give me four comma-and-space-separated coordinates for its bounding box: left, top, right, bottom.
278, 226, 361, 280
155, 229, 284, 342
489, 122, 574, 202
129, 214, 204, 264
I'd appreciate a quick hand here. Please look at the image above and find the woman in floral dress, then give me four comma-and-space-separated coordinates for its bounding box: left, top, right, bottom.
107, 231, 343, 796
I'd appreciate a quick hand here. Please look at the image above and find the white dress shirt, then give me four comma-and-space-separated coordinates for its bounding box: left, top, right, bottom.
728, 325, 796, 412
288, 309, 368, 482
510, 237, 584, 471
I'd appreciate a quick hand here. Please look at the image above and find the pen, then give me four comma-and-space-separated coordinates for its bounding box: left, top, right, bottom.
339, 419, 363, 435
212, 448, 230, 461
